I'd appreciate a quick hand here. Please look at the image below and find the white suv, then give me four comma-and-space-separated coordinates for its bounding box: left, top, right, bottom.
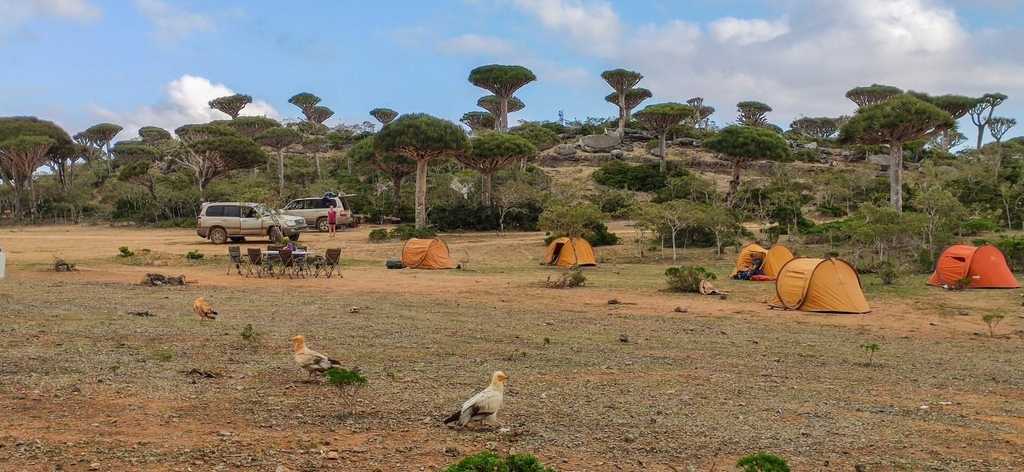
197, 202, 306, 244
282, 195, 355, 232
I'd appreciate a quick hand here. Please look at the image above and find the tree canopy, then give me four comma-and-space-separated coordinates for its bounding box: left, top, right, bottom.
635, 103, 694, 134
208, 94, 253, 119
462, 132, 536, 204
790, 117, 839, 139
845, 84, 903, 108
218, 116, 281, 138
256, 126, 303, 150
736, 101, 772, 127
138, 126, 172, 144
468, 65, 536, 98
375, 113, 468, 161
605, 88, 653, 111
705, 125, 790, 202
288, 92, 321, 113
510, 123, 559, 151
306, 105, 335, 125
460, 111, 496, 132
840, 95, 954, 146
600, 69, 643, 92
478, 95, 524, 115
369, 108, 399, 127
908, 92, 976, 120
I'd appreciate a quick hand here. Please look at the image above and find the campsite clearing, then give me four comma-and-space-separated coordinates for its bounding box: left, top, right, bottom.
1, 224, 1022, 471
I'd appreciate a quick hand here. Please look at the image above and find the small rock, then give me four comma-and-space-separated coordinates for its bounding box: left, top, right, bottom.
719, 294, 728, 300
217, 431, 233, 437
608, 298, 620, 305
348, 307, 360, 313
444, 446, 460, 457
673, 306, 687, 313
618, 334, 630, 343
89, 464, 100, 471
324, 451, 339, 460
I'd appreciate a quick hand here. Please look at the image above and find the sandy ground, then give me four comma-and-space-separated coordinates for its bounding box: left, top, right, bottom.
1, 223, 1022, 471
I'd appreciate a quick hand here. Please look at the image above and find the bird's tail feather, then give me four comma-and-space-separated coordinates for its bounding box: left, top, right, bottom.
442, 411, 461, 424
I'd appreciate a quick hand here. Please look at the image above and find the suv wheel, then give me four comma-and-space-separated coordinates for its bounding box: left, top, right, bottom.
288, 233, 301, 242
268, 226, 283, 243
317, 217, 330, 232
209, 227, 228, 244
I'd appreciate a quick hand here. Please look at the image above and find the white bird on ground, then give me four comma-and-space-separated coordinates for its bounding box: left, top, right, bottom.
443, 371, 508, 428
291, 335, 341, 380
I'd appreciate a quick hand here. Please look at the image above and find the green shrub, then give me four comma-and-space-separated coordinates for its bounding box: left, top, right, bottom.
118, 246, 134, 258
792, 148, 819, 163
876, 260, 898, 285
592, 161, 667, 192
429, 201, 542, 232
665, 266, 716, 293
390, 224, 437, 241
962, 217, 1000, 236
736, 452, 790, 472
240, 323, 259, 343
994, 236, 1024, 272
368, 228, 391, 243
445, 451, 555, 472
185, 250, 204, 261
545, 268, 586, 289
594, 188, 635, 215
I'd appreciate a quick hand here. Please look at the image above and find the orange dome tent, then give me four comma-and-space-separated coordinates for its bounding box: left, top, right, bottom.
927, 245, 1019, 289
401, 238, 457, 270
770, 258, 870, 314
544, 237, 597, 268
732, 243, 794, 279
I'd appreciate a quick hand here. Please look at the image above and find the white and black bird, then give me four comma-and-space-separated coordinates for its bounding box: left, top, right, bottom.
443, 371, 508, 428
291, 335, 341, 380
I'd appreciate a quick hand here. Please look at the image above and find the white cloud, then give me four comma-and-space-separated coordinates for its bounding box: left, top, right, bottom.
511, 0, 1024, 131
134, 0, 214, 43
709, 17, 789, 46
90, 74, 279, 140
511, 0, 622, 56
438, 34, 516, 56
0, 0, 100, 29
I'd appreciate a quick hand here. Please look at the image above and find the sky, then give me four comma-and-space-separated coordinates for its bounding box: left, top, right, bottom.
1, 0, 1023, 145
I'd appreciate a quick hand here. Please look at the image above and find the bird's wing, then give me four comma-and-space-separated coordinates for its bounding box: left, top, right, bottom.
462, 387, 502, 415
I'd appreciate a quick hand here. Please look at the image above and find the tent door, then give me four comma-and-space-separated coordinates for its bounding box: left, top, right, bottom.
550, 242, 566, 264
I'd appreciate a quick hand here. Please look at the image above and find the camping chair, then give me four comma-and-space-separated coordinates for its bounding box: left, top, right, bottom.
320, 248, 342, 279
227, 246, 247, 276
244, 246, 266, 276
278, 248, 298, 278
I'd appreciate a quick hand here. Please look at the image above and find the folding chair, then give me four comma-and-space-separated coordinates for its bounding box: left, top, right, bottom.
321, 248, 342, 279
278, 249, 297, 278
246, 248, 268, 278
227, 246, 246, 276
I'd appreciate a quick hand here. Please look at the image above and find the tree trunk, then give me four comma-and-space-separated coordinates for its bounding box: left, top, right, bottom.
277, 150, 286, 196
414, 160, 429, 229
976, 123, 985, 150
659, 134, 667, 174
617, 94, 626, 136
727, 161, 742, 205
391, 174, 403, 217
29, 178, 36, 219
671, 228, 678, 261
889, 143, 903, 212
347, 154, 353, 174
499, 98, 509, 132
314, 155, 322, 181
198, 178, 206, 201
481, 172, 493, 206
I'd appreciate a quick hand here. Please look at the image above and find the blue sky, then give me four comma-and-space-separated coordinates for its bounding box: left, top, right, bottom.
2, 0, 1022, 144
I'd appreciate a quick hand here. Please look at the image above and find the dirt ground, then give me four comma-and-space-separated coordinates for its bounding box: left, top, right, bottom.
1, 223, 1022, 472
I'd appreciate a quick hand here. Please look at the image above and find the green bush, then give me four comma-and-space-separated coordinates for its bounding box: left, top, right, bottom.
961, 217, 1000, 236
368, 228, 391, 243
876, 260, 898, 285
665, 266, 716, 293
445, 451, 555, 472
118, 246, 134, 258
390, 224, 437, 241
592, 161, 667, 192
429, 201, 542, 232
185, 250, 204, 261
995, 236, 1024, 272
594, 188, 635, 215
736, 452, 790, 472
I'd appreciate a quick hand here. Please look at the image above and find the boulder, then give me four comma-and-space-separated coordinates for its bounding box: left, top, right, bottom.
802, 142, 818, 149
580, 133, 622, 152
554, 144, 577, 158
866, 154, 890, 167
674, 137, 702, 147
610, 149, 625, 159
